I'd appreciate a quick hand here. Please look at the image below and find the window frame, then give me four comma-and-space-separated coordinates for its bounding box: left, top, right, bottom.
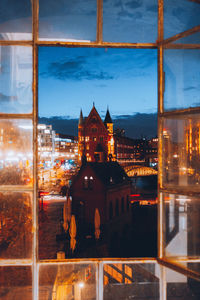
0, 0, 200, 299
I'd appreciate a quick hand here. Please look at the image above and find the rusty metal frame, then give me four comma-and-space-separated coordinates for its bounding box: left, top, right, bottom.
0, 0, 200, 298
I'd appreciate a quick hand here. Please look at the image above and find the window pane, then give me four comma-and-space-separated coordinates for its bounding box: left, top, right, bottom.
103, 0, 157, 43
163, 193, 200, 258
165, 266, 200, 300
0, 119, 33, 186
0, 266, 32, 299
164, 0, 200, 39
162, 115, 200, 189
103, 263, 160, 299
173, 32, 200, 45
39, 0, 96, 42
0, 46, 32, 114
0, 0, 32, 40
164, 49, 200, 111
39, 263, 96, 300
0, 192, 32, 259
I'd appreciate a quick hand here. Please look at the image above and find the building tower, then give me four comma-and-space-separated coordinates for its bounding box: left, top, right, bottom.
78, 109, 85, 163
104, 108, 115, 160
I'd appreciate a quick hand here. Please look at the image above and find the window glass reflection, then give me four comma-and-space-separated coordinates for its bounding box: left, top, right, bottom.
164, 193, 200, 258
39, 264, 96, 300
0, 119, 33, 186
164, 49, 200, 111
104, 263, 160, 300
39, 0, 96, 42
0, 192, 32, 259
164, 0, 200, 39
103, 0, 157, 43
0, 0, 32, 40
162, 115, 200, 189
0, 46, 32, 114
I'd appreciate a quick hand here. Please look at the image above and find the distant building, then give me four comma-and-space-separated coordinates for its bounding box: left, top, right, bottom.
78, 105, 156, 166
78, 105, 115, 163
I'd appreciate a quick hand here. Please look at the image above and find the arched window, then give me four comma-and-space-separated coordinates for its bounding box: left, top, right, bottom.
115, 199, 119, 217
109, 202, 113, 220
126, 195, 129, 211
121, 197, 124, 213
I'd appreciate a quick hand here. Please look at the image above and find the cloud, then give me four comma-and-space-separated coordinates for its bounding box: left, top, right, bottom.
183, 86, 197, 91
125, 0, 142, 10
0, 92, 17, 102
41, 56, 114, 81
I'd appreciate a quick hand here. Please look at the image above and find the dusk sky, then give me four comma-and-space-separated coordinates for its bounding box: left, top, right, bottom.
39, 47, 157, 119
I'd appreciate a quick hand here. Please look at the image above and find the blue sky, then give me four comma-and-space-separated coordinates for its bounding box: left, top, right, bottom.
39, 47, 157, 119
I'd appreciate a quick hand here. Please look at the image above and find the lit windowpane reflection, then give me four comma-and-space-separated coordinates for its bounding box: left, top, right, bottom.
0, 192, 32, 259
0, 46, 32, 114
0, 120, 33, 186
39, 264, 96, 300
162, 115, 200, 189
104, 263, 160, 300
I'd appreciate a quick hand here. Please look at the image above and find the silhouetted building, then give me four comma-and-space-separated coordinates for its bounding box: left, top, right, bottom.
70, 161, 132, 256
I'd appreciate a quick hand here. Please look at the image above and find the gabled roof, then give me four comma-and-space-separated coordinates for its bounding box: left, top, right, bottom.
82, 162, 130, 187
84, 105, 108, 134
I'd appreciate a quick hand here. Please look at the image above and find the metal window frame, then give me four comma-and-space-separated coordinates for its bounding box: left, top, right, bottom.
0, 0, 200, 299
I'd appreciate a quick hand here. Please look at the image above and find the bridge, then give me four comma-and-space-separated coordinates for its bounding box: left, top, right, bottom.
124, 165, 157, 177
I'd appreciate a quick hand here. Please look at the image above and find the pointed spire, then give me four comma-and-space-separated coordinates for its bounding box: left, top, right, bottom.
79, 109, 83, 126
104, 107, 113, 124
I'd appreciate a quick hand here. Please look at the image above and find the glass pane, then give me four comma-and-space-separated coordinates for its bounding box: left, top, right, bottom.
0, 46, 32, 114
162, 115, 200, 189
0, 192, 32, 259
164, 49, 200, 111
0, 0, 32, 40
0, 119, 33, 186
103, 263, 160, 299
166, 266, 200, 300
163, 193, 200, 258
39, 263, 96, 300
0, 266, 32, 299
164, 0, 200, 39
173, 32, 200, 44
39, 0, 96, 42
103, 0, 157, 43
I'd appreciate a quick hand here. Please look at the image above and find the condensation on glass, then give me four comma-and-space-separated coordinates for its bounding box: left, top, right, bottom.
0, 266, 32, 299
164, 49, 200, 111
0, 119, 33, 186
39, 0, 97, 42
163, 193, 200, 258
0, 0, 32, 40
103, 262, 160, 300
162, 115, 200, 189
0, 192, 32, 259
39, 263, 97, 300
103, 0, 158, 43
0, 46, 32, 114
164, 0, 200, 39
